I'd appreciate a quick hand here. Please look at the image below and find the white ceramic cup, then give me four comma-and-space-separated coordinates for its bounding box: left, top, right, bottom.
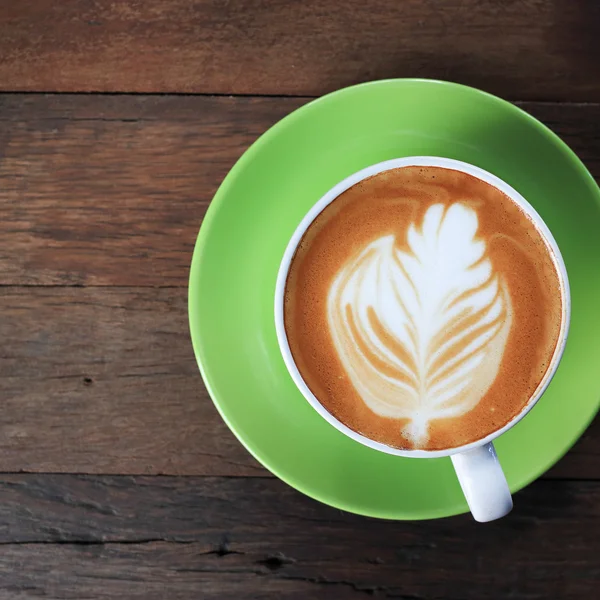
274, 157, 570, 522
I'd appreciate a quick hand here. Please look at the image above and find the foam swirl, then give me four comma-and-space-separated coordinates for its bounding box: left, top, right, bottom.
327, 203, 512, 446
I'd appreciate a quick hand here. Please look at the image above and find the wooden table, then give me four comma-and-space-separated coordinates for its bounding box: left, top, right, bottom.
0, 2, 598, 598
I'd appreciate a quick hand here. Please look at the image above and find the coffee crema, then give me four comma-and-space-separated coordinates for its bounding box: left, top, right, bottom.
284, 166, 564, 451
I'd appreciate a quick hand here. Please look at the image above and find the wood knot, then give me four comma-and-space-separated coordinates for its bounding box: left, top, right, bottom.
258, 552, 297, 570
215, 541, 233, 557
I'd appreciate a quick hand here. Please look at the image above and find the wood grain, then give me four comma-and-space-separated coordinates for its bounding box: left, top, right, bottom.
0, 285, 596, 477
0, 286, 263, 476
1, 1, 600, 100
0, 94, 306, 286
1, 95, 600, 287
0, 475, 597, 599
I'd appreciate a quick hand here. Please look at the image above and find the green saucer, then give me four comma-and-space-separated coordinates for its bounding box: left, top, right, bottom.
189, 79, 600, 519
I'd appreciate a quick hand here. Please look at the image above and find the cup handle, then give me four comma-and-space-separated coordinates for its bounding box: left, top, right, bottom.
450, 442, 513, 522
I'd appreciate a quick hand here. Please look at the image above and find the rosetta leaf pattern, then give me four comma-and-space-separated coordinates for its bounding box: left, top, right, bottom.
327, 203, 512, 446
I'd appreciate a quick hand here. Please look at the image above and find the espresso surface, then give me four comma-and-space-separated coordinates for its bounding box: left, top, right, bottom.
284, 166, 564, 451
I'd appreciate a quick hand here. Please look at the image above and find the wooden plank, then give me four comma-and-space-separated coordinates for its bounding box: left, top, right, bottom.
0, 287, 264, 476
0, 475, 597, 599
0, 286, 597, 477
1, 1, 600, 100
0, 95, 306, 287
1, 95, 600, 287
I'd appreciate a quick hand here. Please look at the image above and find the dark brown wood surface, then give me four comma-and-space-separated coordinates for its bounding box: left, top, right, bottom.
1, 1, 600, 101
0, 475, 598, 599
0, 2, 599, 598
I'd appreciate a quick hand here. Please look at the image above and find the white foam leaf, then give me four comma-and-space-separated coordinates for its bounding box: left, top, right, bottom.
327, 203, 512, 446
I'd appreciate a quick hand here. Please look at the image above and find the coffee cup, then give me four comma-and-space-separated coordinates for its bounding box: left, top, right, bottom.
274, 156, 570, 522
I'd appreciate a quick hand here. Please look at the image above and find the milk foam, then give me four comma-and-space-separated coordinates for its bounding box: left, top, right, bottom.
327, 203, 512, 446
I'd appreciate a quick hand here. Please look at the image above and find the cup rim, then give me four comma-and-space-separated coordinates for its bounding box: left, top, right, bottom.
274, 156, 571, 458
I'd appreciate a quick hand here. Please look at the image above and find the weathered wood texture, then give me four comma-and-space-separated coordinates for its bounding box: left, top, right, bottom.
0, 286, 262, 476
1, 95, 600, 288
0, 475, 596, 599
0, 95, 305, 286
1, 1, 600, 100
0, 285, 597, 477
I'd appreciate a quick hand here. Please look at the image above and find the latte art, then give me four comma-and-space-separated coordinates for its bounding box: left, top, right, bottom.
284, 165, 563, 451
327, 203, 512, 446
